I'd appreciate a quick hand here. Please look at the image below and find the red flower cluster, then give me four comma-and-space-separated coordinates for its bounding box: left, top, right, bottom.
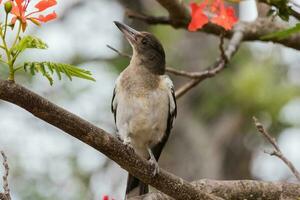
188, 0, 238, 31
9, 0, 57, 31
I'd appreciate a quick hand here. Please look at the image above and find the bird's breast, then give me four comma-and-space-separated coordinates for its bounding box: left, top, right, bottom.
116, 84, 169, 150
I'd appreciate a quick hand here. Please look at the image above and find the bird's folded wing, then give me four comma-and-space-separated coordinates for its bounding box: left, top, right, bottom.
151, 75, 177, 161
164, 75, 177, 126
111, 76, 121, 124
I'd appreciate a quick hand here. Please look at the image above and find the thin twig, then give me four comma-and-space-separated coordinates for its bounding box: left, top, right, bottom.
219, 32, 228, 63
253, 117, 300, 181
126, 9, 171, 25
175, 28, 244, 99
106, 44, 131, 58
0, 151, 10, 200
165, 67, 202, 78
106, 44, 203, 78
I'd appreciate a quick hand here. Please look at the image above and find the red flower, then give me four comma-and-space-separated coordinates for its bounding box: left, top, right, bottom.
102, 195, 114, 200
210, 1, 238, 30
188, 2, 209, 31
102, 195, 109, 200
35, 0, 57, 11
10, 0, 57, 31
188, 0, 238, 31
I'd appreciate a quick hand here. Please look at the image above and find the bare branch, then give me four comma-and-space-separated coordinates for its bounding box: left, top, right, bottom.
219, 32, 228, 63
129, 179, 300, 200
175, 27, 244, 99
253, 117, 300, 181
0, 151, 10, 200
106, 44, 201, 79
106, 44, 131, 58
126, 10, 171, 25
155, 0, 190, 27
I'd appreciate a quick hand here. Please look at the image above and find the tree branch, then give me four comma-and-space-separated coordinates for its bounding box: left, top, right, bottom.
128, 179, 300, 200
0, 80, 220, 200
0, 151, 10, 200
105, 44, 210, 79
153, 0, 190, 27
0, 82, 300, 199
253, 117, 300, 181
175, 27, 243, 99
127, 8, 300, 51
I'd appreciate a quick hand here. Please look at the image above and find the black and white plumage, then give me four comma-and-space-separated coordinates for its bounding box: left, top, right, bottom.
111, 21, 177, 197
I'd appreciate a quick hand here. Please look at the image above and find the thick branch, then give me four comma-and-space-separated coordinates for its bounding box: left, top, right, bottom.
127, 9, 300, 51
1, 83, 300, 199
253, 117, 300, 181
129, 179, 300, 200
154, 0, 190, 27
0, 80, 220, 200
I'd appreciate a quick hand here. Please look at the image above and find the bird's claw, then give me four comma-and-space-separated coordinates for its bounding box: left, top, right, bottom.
148, 148, 159, 176
123, 139, 135, 153
116, 134, 122, 142
149, 158, 160, 177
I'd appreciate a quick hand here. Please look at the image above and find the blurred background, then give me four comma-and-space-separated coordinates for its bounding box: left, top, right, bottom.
1, 0, 300, 199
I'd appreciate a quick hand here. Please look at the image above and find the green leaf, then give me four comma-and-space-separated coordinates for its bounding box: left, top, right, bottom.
12, 35, 48, 53
22, 62, 95, 85
260, 23, 300, 40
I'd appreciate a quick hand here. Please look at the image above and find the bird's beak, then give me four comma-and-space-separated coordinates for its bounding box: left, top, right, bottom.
114, 21, 140, 45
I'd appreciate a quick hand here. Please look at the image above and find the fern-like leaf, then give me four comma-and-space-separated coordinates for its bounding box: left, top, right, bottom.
23, 62, 95, 85
13, 36, 48, 53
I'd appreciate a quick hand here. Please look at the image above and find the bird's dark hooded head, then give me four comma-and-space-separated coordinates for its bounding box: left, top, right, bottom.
114, 21, 165, 75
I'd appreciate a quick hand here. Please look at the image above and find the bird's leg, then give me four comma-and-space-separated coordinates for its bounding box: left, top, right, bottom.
147, 148, 159, 176
123, 137, 135, 153
115, 133, 122, 142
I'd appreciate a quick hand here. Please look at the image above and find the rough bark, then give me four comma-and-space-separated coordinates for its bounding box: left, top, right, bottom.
129, 179, 300, 200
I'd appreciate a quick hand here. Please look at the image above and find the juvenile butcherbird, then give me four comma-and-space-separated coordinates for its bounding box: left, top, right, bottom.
111, 21, 177, 197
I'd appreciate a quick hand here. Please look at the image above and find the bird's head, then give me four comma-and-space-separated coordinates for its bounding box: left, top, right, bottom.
114, 21, 165, 75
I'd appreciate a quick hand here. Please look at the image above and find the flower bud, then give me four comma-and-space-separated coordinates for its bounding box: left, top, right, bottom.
4, 1, 12, 13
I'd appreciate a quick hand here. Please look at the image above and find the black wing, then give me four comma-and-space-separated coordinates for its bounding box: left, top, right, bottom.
151, 85, 177, 161
111, 86, 117, 124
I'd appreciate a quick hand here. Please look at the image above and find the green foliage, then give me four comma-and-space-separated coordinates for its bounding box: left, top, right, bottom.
231, 63, 298, 118
261, 23, 300, 40
12, 35, 48, 53
194, 47, 299, 123
23, 62, 95, 85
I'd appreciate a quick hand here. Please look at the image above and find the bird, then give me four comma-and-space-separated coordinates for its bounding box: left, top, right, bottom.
111, 21, 177, 197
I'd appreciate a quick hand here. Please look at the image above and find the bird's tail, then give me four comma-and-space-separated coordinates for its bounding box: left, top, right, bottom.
125, 173, 148, 198
125, 127, 172, 198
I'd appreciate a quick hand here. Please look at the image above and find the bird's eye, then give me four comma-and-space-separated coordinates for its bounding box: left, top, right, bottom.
141, 38, 147, 45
